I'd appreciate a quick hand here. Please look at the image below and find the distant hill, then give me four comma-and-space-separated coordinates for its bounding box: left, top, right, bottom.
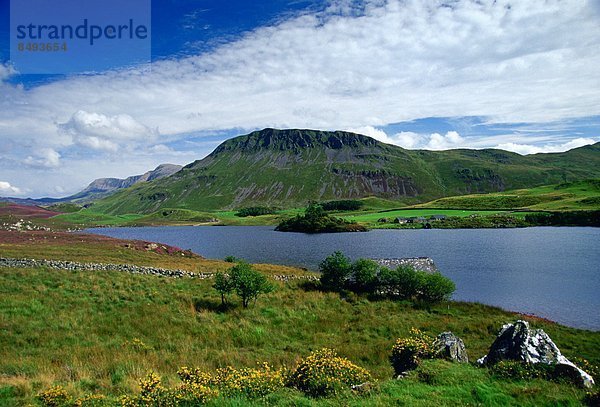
67, 163, 183, 203
416, 179, 600, 211
0, 164, 182, 206
89, 128, 600, 214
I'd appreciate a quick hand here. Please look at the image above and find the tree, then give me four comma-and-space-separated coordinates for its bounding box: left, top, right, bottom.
416, 272, 456, 304
349, 259, 379, 293
229, 262, 274, 308
319, 251, 352, 291
213, 272, 233, 306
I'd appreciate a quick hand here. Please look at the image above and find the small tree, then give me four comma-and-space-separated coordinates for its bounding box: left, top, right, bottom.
319, 251, 351, 291
229, 262, 274, 308
213, 272, 233, 306
349, 258, 379, 293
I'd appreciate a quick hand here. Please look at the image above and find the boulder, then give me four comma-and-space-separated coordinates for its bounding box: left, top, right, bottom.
434, 332, 468, 363
478, 320, 595, 388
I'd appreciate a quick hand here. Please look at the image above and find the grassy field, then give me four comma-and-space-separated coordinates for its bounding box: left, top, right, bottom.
417, 179, 600, 211
0, 264, 597, 406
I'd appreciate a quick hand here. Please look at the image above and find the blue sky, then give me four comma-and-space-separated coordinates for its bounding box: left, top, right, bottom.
0, 0, 599, 198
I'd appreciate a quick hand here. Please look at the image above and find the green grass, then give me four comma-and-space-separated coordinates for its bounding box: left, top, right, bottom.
418, 179, 600, 211
343, 209, 507, 223
51, 210, 144, 227
0, 264, 597, 405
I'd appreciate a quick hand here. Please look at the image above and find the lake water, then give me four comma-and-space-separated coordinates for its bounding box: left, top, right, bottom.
84, 226, 600, 331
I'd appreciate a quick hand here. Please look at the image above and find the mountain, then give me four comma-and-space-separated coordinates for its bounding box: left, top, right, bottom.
66, 164, 183, 203
89, 129, 600, 214
0, 164, 182, 206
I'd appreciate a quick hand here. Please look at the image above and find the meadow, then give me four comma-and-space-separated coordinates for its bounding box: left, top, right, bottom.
0, 231, 599, 405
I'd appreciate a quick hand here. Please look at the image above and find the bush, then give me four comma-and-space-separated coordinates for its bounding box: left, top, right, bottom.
37, 385, 70, 407
235, 207, 277, 217
349, 259, 379, 293
213, 272, 233, 305
416, 272, 456, 304
318, 253, 456, 305
229, 262, 274, 308
121, 371, 218, 406
320, 200, 364, 211
319, 251, 352, 291
490, 361, 554, 381
179, 364, 285, 399
390, 328, 437, 375
288, 348, 371, 397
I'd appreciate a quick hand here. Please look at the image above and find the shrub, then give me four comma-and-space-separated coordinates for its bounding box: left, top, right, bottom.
349, 259, 379, 293
235, 207, 277, 217
121, 371, 218, 406
320, 200, 364, 211
229, 262, 274, 308
37, 385, 70, 407
319, 251, 352, 291
178, 364, 285, 399
416, 272, 456, 304
490, 361, 554, 381
213, 272, 233, 305
288, 348, 371, 397
223, 255, 242, 263
390, 328, 437, 375
73, 394, 110, 407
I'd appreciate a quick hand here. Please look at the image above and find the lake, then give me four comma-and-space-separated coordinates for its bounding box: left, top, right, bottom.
84, 226, 600, 331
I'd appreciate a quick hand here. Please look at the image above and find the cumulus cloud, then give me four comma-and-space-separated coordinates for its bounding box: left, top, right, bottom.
2, 0, 600, 196
24, 148, 61, 168
59, 111, 157, 152
0, 181, 22, 195
0, 63, 16, 82
426, 131, 467, 150
495, 137, 597, 155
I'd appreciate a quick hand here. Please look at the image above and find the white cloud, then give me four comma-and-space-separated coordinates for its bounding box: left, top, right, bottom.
24, 148, 61, 168
495, 137, 597, 155
346, 126, 396, 144
426, 131, 467, 150
0, 63, 16, 82
1, 0, 599, 196
59, 111, 157, 151
0, 181, 23, 195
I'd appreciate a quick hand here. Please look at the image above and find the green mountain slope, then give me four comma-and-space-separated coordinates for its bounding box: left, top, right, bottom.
91, 129, 600, 214
416, 179, 600, 211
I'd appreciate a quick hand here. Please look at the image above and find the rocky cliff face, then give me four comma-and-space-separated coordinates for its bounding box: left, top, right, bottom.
69, 164, 182, 203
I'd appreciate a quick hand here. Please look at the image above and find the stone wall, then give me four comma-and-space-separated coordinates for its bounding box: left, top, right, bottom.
373, 257, 439, 273
0, 257, 318, 282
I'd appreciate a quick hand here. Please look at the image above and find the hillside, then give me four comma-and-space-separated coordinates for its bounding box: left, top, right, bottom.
0, 164, 182, 206
89, 129, 600, 214
416, 179, 600, 211
63, 163, 183, 203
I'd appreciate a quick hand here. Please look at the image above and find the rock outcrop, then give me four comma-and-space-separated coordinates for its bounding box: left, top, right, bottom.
434, 332, 468, 363
478, 320, 595, 388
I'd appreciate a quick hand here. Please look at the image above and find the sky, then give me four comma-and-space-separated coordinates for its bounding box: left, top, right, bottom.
0, 0, 599, 198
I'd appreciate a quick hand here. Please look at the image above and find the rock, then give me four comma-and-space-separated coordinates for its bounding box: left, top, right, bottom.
478, 320, 595, 388
351, 382, 373, 393
434, 332, 468, 363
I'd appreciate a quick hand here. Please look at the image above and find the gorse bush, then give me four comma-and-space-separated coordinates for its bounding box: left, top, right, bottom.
319, 252, 455, 304
390, 328, 437, 375
178, 363, 286, 398
37, 385, 70, 407
120, 371, 218, 406
288, 348, 371, 397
